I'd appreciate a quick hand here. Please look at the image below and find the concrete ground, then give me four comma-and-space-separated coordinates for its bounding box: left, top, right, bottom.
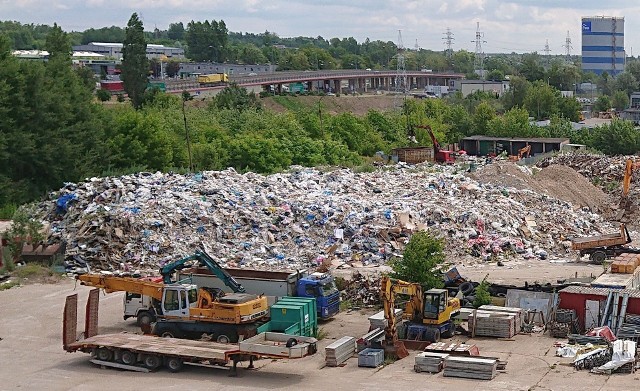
0, 279, 636, 391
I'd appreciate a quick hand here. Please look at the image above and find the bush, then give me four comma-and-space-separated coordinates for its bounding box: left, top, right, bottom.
473, 280, 491, 308
96, 89, 112, 102
116, 93, 125, 103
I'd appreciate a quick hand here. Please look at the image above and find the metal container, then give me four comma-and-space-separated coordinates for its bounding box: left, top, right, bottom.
358, 348, 384, 368
273, 296, 317, 337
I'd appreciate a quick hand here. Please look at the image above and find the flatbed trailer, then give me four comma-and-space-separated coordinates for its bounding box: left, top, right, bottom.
64, 290, 317, 376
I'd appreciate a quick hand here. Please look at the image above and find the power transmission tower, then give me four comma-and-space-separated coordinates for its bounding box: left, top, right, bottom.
443, 28, 454, 58
543, 39, 551, 65
415, 39, 420, 52
471, 22, 486, 78
394, 29, 408, 108
563, 31, 573, 62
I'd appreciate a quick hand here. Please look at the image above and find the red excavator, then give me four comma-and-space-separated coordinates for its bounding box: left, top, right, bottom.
414, 124, 456, 164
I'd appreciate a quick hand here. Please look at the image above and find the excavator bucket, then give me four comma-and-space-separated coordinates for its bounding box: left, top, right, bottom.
383, 340, 409, 360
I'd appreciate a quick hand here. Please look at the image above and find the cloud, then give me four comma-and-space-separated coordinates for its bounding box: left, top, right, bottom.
1, 0, 639, 53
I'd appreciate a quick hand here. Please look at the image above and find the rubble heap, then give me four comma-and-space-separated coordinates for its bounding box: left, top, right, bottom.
33, 163, 612, 274
536, 152, 626, 192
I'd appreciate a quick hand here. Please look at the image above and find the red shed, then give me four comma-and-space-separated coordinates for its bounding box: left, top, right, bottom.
558, 286, 640, 332
100, 80, 124, 92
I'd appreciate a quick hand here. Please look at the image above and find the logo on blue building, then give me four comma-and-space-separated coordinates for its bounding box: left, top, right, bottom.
582, 21, 591, 32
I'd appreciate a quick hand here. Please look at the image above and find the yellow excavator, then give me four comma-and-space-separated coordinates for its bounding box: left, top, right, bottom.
621, 159, 640, 210
77, 274, 269, 343
380, 276, 460, 358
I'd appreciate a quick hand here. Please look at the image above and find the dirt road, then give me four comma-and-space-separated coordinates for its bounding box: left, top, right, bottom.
0, 279, 634, 391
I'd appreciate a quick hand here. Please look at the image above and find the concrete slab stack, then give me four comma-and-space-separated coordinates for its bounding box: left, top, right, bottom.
414, 352, 449, 373
325, 336, 356, 367
443, 356, 498, 380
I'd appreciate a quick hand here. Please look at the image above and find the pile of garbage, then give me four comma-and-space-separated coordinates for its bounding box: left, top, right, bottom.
339, 272, 381, 308
32, 162, 613, 274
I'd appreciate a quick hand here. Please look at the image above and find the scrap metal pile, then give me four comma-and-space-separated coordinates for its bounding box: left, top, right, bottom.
32, 162, 613, 274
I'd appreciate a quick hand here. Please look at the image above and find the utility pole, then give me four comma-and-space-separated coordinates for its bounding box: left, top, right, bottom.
471, 22, 486, 79
442, 28, 454, 58
563, 31, 573, 63
543, 39, 551, 66
393, 30, 408, 109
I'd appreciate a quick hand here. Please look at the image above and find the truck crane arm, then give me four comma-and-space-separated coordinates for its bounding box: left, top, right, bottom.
623, 159, 640, 197
414, 124, 441, 153
160, 248, 245, 293
77, 274, 165, 300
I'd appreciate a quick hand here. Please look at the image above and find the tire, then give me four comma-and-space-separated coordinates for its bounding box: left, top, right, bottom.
285, 338, 298, 348
165, 357, 184, 373
137, 311, 154, 327
424, 328, 441, 343
216, 335, 230, 344
442, 326, 454, 339
120, 350, 136, 366
143, 355, 161, 370
590, 251, 607, 263
459, 282, 474, 296
161, 331, 176, 338
96, 348, 113, 362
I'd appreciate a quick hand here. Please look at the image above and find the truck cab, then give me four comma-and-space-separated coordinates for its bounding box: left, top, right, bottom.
296, 272, 340, 320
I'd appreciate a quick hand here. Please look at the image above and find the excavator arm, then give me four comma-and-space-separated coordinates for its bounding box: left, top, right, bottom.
380, 276, 424, 341
160, 248, 245, 293
77, 274, 165, 300
622, 159, 640, 197
414, 124, 441, 153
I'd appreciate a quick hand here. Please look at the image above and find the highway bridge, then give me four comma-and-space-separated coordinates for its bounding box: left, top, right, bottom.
167, 69, 464, 97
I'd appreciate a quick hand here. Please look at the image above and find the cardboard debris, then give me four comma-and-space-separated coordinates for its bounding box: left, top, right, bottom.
30, 163, 613, 274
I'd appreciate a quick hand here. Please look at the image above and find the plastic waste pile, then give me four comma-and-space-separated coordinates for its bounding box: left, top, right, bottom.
32, 163, 612, 274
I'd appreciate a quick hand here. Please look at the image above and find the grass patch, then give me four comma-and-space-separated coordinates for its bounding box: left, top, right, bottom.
271, 96, 304, 112
0, 280, 20, 291
14, 264, 54, 279
383, 356, 397, 366
339, 299, 352, 311
352, 162, 377, 173
315, 328, 329, 341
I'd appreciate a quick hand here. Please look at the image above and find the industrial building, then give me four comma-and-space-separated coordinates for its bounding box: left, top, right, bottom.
581, 16, 625, 76
72, 42, 185, 60
460, 136, 570, 157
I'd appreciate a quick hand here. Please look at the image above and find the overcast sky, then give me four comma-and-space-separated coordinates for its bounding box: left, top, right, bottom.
3, 1, 639, 54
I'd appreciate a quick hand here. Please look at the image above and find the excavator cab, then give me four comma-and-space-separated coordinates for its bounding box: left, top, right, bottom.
423, 289, 447, 320
161, 285, 198, 318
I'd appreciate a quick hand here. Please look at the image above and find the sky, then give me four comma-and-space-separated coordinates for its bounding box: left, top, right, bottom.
3, 0, 640, 54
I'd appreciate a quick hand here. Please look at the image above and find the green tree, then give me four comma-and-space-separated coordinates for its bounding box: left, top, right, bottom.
388, 230, 445, 289
44, 23, 71, 63
615, 72, 638, 96
472, 101, 496, 135
167, 22, 185, 40
165, 60, 180, 77
121, 13, 149, 110
523, 82, 557, 120
593, 95, 612, 112
612, 90, 630, 111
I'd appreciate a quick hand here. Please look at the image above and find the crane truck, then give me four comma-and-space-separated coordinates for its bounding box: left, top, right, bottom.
414, 124, 456, 164
77, 273, 269, 343
122, 248, 248, 326
380, 276, 460, 358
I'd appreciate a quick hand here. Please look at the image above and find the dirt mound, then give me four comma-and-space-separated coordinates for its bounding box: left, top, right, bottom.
470, 162, 613, 214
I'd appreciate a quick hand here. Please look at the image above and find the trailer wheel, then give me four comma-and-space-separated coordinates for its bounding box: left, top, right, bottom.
590, 251, 607, 263
165, 357, 184, 373
143, 355, 161, 370
161, 331, 177, 338
120, 350, 136, 366
96, 348, 113, 362
285, 338, 298, 348
216, 335, 230, 344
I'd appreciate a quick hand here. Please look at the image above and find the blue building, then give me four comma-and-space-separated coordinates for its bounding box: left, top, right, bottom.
581, 16, 625, 76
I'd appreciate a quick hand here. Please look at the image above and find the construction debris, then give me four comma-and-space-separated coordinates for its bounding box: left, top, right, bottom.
342, 272, 381, 308
414, 352, 448, 373
31, 163, 614, 274
443, 356, 498, 380
325, 336, 356, 367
